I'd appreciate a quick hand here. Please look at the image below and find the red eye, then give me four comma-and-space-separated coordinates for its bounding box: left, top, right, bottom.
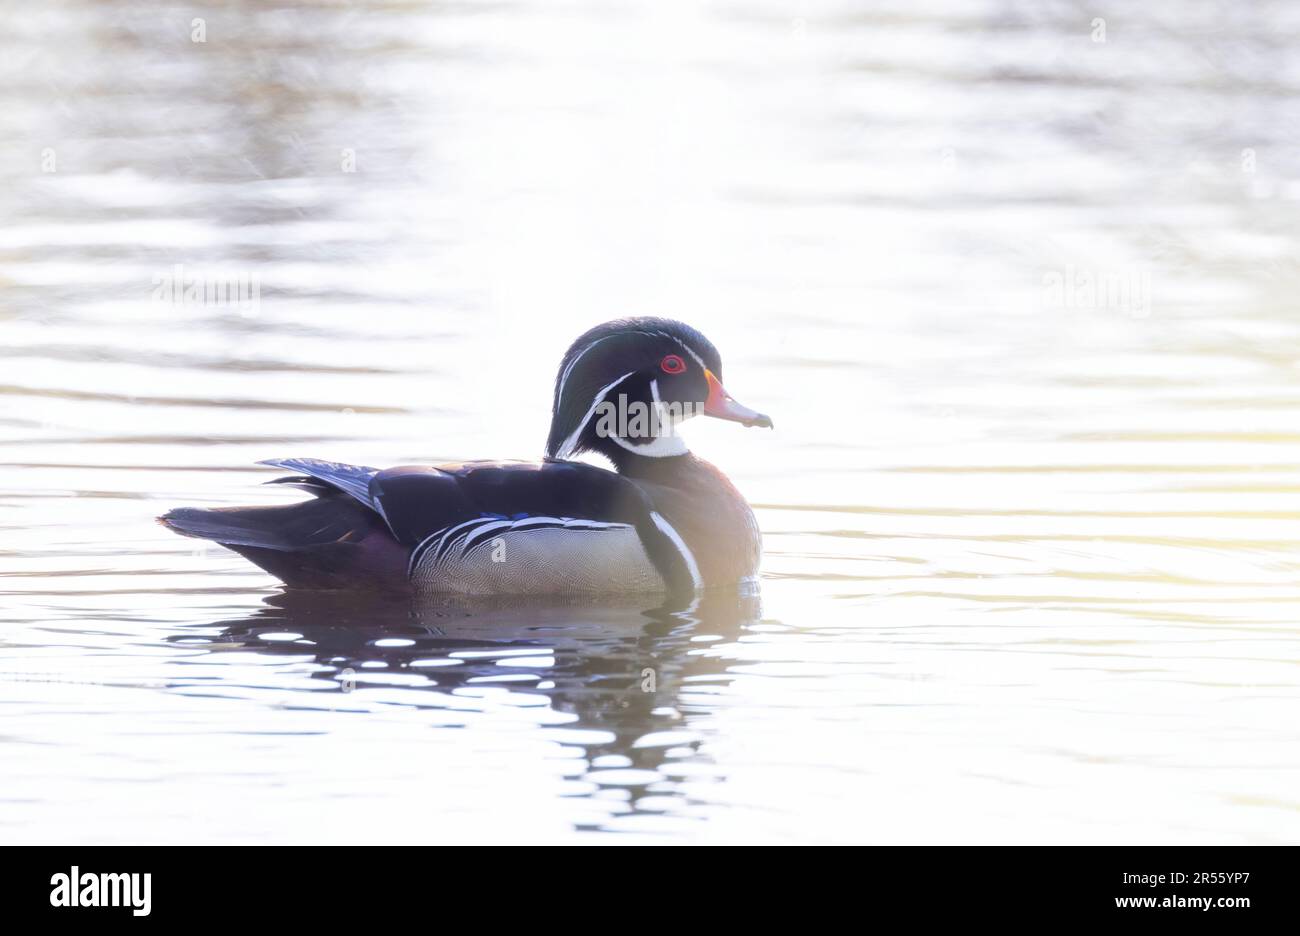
660, 354, 686, 375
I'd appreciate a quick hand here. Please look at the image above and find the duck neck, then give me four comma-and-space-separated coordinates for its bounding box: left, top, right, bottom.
607, 446, 696, 481
611, 445, 762, 590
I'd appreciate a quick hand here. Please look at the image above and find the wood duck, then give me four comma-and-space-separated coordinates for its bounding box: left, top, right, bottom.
160, 317, 773, 597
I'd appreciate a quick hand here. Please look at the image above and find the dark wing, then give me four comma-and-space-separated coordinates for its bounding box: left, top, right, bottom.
254, 457, 700, 594
368, 459, 649, 545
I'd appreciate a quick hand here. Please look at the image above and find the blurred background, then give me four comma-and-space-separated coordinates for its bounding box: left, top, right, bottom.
1, 0, 1299, 844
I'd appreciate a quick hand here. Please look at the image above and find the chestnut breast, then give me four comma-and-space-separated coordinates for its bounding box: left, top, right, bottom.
631, 455, 762, 588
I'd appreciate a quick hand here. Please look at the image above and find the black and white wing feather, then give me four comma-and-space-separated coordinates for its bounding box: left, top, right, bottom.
258, 458, 382, 509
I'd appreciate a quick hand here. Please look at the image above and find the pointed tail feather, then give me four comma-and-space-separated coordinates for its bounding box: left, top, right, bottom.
160, 506, 307, 550
159, 498, 408, 590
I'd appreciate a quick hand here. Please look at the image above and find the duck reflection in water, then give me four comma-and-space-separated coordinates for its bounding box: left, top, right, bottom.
169, 589, 763, 828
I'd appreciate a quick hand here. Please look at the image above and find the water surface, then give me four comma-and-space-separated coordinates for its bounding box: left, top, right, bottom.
2, 0, 1299, 844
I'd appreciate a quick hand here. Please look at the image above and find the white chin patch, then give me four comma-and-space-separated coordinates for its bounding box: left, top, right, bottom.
609, 431, 689, 458
613, 381, 690, 457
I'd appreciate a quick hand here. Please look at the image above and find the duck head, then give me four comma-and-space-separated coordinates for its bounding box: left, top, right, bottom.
545, 317, 772, 465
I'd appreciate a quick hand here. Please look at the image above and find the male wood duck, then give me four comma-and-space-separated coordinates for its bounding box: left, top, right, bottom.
160, 317, 773, 597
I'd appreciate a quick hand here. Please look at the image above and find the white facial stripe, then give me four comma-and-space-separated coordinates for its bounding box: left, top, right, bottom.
673, 338, 708, 370
598, 377, 685, 458
559, 331, 709, 410
649, 378, 695, 427
642, 330, 708, 371
555, 334, 618, 415
554, 329, 712, 460
555, 370, 635, 460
